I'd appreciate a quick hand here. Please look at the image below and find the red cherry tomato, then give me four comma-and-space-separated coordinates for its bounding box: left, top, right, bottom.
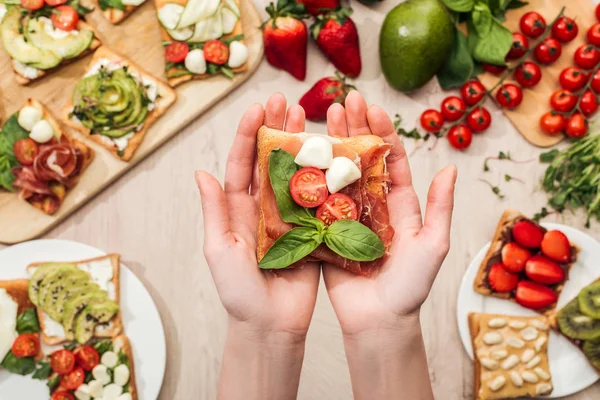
574, 45, 600, 70
45, 0, 68, 5
460, 80, 486, 106
447, 125, 472, 150
496, 84, 523, 109
482, 63, 506, 75
289, 167, 328, 208
419, 109, 444, 133
565, 113, 588, 138
587, 23, 600, 47
315, 193, 358, 225
51, 6, 79, 31
507, 32, 529, 59
20, 0, 44, 10
74, 345, 100, 371
540, 112, 565, 136
552, 17, 578, 43
514, 61, 542, 88
11, 334, 39, 358
165, 42, 189, 63
597, 4, 600, 22
559, 67, 589, 91
550, 89, 577, 112
51, 392, 75, 400
592, 69, 600, 93
534, 37, 562, 65
520, 11, 546, 39
51, 349, 76, 375
580, 90, 599, 117
13, 138, 39, 166
440, 96, 466, 122
203, 40, 229, 65
61, 366, 85, 391
466, 107, 491, 133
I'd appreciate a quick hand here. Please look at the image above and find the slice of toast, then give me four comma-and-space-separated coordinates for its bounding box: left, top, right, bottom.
61, 46, 177, 161
27, 254, 122, 345
473, 209, 579, 315
112, 334, 138, 400
95, 2, 139, 24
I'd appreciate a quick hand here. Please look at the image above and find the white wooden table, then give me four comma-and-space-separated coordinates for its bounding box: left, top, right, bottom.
2, 0, 600, 398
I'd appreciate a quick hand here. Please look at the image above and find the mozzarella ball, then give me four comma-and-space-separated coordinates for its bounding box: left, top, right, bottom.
92, 364, 111, 385
114, 364, 130, 386
326, 157, 362, 193
228, 41, 248, 69
294, 136, 333, 169
18, 106, 43, 131
103, 383, 123, 400
29, 119, 54, 143
185, 49, 207, 75
101, 351, 118, 368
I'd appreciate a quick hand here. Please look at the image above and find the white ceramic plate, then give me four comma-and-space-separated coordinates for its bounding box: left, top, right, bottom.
457, 223, 600, 398
0, 239, 166, 400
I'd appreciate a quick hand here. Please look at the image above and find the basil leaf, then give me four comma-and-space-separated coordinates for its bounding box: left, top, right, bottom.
32, 361, 52, 380
0, 112, 29, 191
268, 149, 323, 229
504, 0, 528, 10
472, 4, 492, 37
324, 220, 385, 262
437, 27, 475, 89
473, 19, 512, 65
1, 351, 36, 375
441, 0, 474, 12
16, 309, 40, 334
47, 375, 60, 392
98, 0, 124, 11
259, 227, 322, 269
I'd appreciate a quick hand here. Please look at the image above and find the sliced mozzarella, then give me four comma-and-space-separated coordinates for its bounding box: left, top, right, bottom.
75, 384, 92, 400
88, 380, 104, 398
294, 136, 333, 169
184, 49, 207, 75
122, 0, 145, 5
157, 3, 184, 30
228, 41, 247, 69
29, 119, 54, 143
92, 364, 111, 385
221, 6, 238, 34
114, 364, 130, 386
117, 394, 133, 400
101, 351, 119, 368
176, 0, 220, 29
326, 157, 362, 193
18, 106, 43, 131
103, 383, 123, 400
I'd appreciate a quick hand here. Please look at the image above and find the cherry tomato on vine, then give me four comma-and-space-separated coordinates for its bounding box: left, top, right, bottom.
520, 12, 546, 39
534, 37, 562, 65
482, 63, 506, 75
540, 112, 566, 136
496, 84, 523, 109
565, 113, 588, 138
447, 125, 472, 150
460, 80, 486, 106
580, 90, 599, 117
507, 32, 529, 59
552, 17, 578, 43
560, 67, 589, 91
514, 62, 542, 88
587, 23, 600, 47
440, 96, 466, 122
550, 89, 577, 112
592, 69, 600, 93
597, 4, 600, 23
574, 45, 600, 70
419, 109, 444, 133
466, 107, 491, 133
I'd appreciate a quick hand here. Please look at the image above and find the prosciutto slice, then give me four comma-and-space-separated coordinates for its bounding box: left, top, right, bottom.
33, 144, 79, 184
12, 166, 52, 197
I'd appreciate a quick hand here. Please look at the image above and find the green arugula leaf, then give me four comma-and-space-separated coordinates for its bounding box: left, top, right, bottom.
98, 0, 124, 11
93, 339, 113, 355
32, 361, 52, 380
437, 27, 475, 89
442, 0, 475, 12
473, 19, 513, 65
540, 149, 559, 163
259, 227, 322, 269
222, 34, 244, 45
1, 351, 36, 375
323, 220, 385, 261
16, 309, 40, 334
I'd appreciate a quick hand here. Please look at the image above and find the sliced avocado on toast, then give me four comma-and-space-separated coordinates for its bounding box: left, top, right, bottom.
74, 301, 119, 344
40, 270, 90, 321
25, 17, 93, 60
62, 291, 111, 341
29, 262, 78, 306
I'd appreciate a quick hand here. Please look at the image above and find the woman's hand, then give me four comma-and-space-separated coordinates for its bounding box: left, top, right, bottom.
196, 93, 320, 400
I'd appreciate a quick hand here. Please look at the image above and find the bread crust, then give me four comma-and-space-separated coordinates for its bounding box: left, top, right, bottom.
468, 312, 483, 400
0, 279, 35, 315
113, 334, 138, 400
61, 46, 177, 161
95, 2, 138, 24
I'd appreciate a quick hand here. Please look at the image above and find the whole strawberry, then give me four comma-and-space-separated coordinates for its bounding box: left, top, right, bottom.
311, 7, 361, 78
298, 0, 340, 16
263, 0, 308, 81
299, 72, 356, 121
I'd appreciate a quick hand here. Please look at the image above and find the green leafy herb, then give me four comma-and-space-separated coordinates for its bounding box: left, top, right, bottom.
0, 112, 30, 191
479, 178, 504, 199
32, 361, 52, 380
473, 19, 513, 65
47, 375, 60, 392
393, 114, 421, 139
533, 207, 549, 222
67, 0, 94, 15
98, 0, 124, 11
259, 227, 323, 269
222, 34, 244, 45
63, 341, 77, 351
540, 149, 559, 163
1, 351, 36, 375
324, 220, 385, 261
93, 339, 113, 355
16, 309, 40, 334
437, 28, 475, 89
442, 0, 474, 12
118, 350, 130, 368
220, 66, 235, 79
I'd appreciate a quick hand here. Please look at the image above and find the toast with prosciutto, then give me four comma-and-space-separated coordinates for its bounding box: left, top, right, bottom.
257, 126, 394, 276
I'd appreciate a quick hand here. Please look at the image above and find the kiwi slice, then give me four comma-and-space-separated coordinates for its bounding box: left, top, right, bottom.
557, 298, 600, 340
583, 337, 600, 369
579, 281, 600, 319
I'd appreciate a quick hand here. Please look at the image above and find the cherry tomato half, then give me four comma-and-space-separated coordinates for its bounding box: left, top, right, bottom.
165, 41, 189, 63
316, 193, 358, 225
203, 40, 229, 65
45, 0, 68, 6
587, 23, 600, 47
11, 334, 39, 358
580, 90, 599, 117
460, 80, 486, 106
565, 113, 588, 138
560, 67, 589, 91
507, 32, 529, 59
550, 89, 577, 112
51, 392, 75, 400
482, 63, 506, 75
520, 12, 546, 39
74, 345, 100, 371
534, 37, 562, 65
496, 84, 523, 109
440, 96, 466, 122
466, 107, 491, 133
61, 366, 85, 391
592, 69, 600, 93
552, 17, 578, 43
20, 0, 44, 10
447, 125, 472, 150
289, 167, 328, 208
419, 109, 444, 133
514, 61, 542, 88
540, 112, 565, 136
13, 138, 39, 166
51, 6, 79, 31
51, 349, 76, 375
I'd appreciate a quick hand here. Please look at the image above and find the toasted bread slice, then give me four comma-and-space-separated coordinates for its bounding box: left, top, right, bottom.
27, 254, 122, 345
473, 209, 579, 315
95, 2, 139, 24
113, 334, 138, 400
61, 46, 177, 161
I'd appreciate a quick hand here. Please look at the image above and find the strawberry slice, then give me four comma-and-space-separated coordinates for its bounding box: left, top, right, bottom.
501, 242, 531, 272
525, 255, 565, 285
512, 220, 544, 248
488, 263, 519, 292
541, 230, 571, 263
515, 281, 557, 309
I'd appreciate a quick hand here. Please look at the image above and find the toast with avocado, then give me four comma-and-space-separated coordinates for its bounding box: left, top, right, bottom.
61, 46, 177, 161
96, 0, 145, 25
27, 254, 123, 346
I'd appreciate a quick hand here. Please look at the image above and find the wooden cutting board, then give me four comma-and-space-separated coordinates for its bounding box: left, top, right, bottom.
0, 0, 264, 244
478, 0, 596, 147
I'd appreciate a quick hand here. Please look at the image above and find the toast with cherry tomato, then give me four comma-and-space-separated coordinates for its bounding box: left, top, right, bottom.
256, 127, 394, 276
474, 209, 579, 315
0, 99, 94, 215
1, 1, 101, 85
61, 46, 176, 161
155, 0, 248, 87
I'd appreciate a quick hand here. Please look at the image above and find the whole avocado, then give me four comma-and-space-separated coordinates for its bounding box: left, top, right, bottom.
379, 0, 453, 92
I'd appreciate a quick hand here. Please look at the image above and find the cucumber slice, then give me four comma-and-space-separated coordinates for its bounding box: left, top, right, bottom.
157, 3, 184, 31
176, 0, 220, 29
221, 6, 238, 35
167, 26, 194, 41
188, 12, 221, 42
224, 0, 239, 17
207, 10, 222, 39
